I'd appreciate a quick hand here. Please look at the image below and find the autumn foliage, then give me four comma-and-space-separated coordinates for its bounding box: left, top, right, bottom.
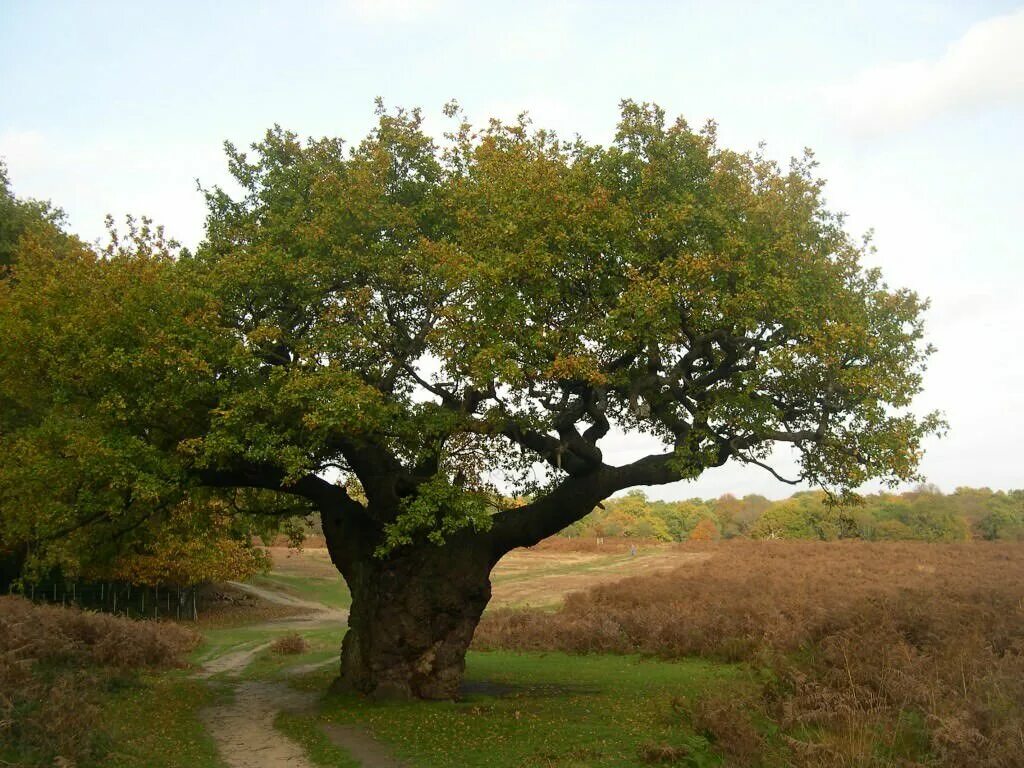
687, 517, 719, 541
90, 507, 270, 587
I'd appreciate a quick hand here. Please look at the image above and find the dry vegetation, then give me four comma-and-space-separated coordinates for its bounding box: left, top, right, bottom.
0, 596, 199, 766
476, 540, 1024, 767
270, 632, 309, 655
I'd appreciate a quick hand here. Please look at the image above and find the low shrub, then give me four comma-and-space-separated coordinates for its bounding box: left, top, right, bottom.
270, 632, 309, 655
638, 741, 690, 764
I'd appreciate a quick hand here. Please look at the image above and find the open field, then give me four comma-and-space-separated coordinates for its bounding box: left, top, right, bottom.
4, 540, 1024, 767
256, 539, 698, 612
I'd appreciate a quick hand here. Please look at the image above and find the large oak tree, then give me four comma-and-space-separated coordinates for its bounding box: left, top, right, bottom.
0, 103, 940, 698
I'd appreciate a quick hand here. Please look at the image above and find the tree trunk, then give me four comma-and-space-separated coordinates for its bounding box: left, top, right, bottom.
318, 471, 607, 700
324, 517, 496, 699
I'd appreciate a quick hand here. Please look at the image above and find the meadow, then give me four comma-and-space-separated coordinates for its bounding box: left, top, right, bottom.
3, 539, 1023, 767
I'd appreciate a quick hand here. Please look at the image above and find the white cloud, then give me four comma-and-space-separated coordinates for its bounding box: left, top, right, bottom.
823, 7, 1024, 134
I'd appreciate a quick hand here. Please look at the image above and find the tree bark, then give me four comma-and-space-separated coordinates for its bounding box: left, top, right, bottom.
318, 465, 631, 699
323, 512, 497, 700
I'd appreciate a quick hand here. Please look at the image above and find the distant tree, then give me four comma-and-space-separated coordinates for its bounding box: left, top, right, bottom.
871, 518, 916, 541
974, 494, 1024, 541
659, 500, 709, 541
750, 500, 817, 539
1, 102, 941, 698
948, 487, 1001, 529
625, 514, 668, 540
688, 517, 720, 541
734, 494, 771, 535
714, 493, 763, 537
899, 499, 969, 541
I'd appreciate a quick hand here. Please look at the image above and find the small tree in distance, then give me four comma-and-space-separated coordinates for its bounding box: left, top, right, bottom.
0, 102, 942, 699
688, 517, 720, 542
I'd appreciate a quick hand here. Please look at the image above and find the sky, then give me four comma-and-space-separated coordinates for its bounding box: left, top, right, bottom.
1, 1, 1022, 500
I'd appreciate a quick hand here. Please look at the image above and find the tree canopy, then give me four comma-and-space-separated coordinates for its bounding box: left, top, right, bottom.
0, 102, 942, 576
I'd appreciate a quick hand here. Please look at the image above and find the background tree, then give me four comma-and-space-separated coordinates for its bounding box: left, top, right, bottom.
688, 517, 720, 541
0, 102, 941, 699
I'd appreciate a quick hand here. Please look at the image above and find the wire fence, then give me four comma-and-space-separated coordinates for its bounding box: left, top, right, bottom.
6, 577, 202, 621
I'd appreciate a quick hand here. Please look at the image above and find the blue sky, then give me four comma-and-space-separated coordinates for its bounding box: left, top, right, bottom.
2, 1, 1022, 499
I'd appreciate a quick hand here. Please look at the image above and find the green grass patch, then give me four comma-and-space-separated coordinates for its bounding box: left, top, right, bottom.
240, 627, 343, 681
286, 650, 758, 767
251, 572, 351, 610
97, 672, 224, 768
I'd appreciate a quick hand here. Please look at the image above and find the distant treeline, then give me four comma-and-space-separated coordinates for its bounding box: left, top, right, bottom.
562, 485, 1024, 542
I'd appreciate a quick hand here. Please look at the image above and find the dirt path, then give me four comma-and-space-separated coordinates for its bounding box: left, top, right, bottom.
198, 582, 333, 766
202, 681, 319, 768
324, 724, 407, 768
196, 640, 275, 679
198, 581, 406, 768
226, 580, 342, 615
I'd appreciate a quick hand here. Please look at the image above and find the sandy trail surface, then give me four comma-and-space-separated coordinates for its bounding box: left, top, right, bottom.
198, 581, 407, 767
323, 724, 407, 768
202, 680, 319, 768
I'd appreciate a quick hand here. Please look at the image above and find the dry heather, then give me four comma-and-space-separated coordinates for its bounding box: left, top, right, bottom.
270, 632, 309, 655
525, 535, 663, 554
0, 596, 199, 767
475, 541, 1024, 767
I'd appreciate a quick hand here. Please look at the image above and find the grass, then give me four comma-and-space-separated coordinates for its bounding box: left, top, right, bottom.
490, 552, 643, 585
99, 672, 224, 768
190, 624, 277, 666
276, 711, 361, 767
239, 627, 341, 680
283, 650, 757, 767
0, 596, 201, 767
251, 571, 352, 610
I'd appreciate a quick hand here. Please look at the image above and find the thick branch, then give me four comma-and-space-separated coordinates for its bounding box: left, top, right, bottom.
198, 464, 367, 519
489, 447, 727, 553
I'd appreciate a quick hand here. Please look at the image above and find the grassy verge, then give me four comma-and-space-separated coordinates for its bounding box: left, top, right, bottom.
98, 672, 225, 768
240, 627, 342, 680
283, 650, 763, 767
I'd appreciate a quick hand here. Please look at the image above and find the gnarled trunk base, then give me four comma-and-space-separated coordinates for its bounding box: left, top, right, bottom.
333, 540, 493, 700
